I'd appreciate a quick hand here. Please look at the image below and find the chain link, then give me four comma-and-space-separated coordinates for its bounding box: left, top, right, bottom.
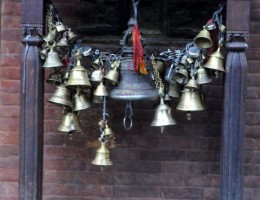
151, 55, 164, 97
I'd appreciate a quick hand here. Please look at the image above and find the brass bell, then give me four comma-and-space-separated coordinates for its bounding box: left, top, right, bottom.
73, 88, 92, 111
92, 58, 102, 68
168, 83, 180, 98
46, 72, 62, 86
91, 142, 113, 166
184, 77, 199, 91
103, 124, 115, 138
90, 68, 103, 82
104, 68, 119, 85
55, 22, 66, 33
58, 112, 76, 132
151, 98, 177, 133
66, 58, 92, 89
173, 66, 188, 85
94, 81, 108, 97
43, 29, 57, 43
58, 111, 82, 132
67, 28, 79, 43
196, 66, 212, 84
56, 36, 69, 48
39, 48, 49, 60
43, 47, 63, 68
203, 47, 225, 72
176, 89, 205, 112
194, 28, 213, 49
48, 84, 72, 107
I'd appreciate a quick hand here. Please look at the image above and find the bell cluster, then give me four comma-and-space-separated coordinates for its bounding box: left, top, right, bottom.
40, 2, 226, 168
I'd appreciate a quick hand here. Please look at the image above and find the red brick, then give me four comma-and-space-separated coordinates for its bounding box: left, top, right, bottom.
0, 182, 18, 195
0, 132, 19, 145
251, 9, 260, 21
159, 187, 204, 199
0, 67, 20, 80
0, 106, 19, 118
0, 118, 19, 132
248, 60, 260, 74
0, 145, 19, 157
250, 21, 260, 34
247, 48, 260, 60
247, 87, 260, 99
183, 175, 211, 187
0, 93, 20, 106
1, 28, 21, 42
0, 80, 20, 93
114, 186, 159, 198
0, 54, 21, 67
245, 125, 260, 139
204, 188, 219, 200
2, 1, 21, 16
245, 176, 260, 188
0, 168, 18, 182
1, 41, 23, 55
0, 195, 18, 200
0, 157, 19, 169
243, 189, 253, 200
247, 99, 260, 112
1, 16, 21, 29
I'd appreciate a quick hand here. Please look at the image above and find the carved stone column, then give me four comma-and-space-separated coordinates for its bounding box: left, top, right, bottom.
220, 1, 250, 199
19, 0, 45, 199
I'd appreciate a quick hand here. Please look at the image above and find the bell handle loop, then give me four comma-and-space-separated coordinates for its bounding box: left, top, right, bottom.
123, 101, 133, 130
123, 115, 133, 131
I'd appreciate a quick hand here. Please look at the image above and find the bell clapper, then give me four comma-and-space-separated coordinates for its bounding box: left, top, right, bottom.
214, 71, 219, 78
187, 112, 192, 120
68, 132, 73, 140
160, 126, 165, 134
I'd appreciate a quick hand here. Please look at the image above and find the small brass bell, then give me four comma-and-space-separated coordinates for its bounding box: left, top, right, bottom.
58, 112, 76, 132
194, 28, 213, 49
103, 124, 115, 138
66, 58, 92, 89
58, 111, 82, 132
43, 47, 63, 68
203, 47, 225, 72
73, 88, 92, 111
196, 67, 212, 84
173, 66, 188, 84
151, 98, 177, 133
39, 48, 49, 60
104, 68, 119, 85
48, 84, 72, 107
67, 28, 79, 43
91, 142, 113, 166
46, 72, 62, 86
43, 29, 57, 43
168, 83, 180, 98
92, 58, 102, 68
56, 36, 69, 49
90, 68, 103, 82
176, 89, 205, 112
184, 77, 199, 91
94, 81, 108, 97
55, 22, 66, 33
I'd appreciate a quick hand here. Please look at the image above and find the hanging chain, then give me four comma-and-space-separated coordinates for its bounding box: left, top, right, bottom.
151, 55, 164, 97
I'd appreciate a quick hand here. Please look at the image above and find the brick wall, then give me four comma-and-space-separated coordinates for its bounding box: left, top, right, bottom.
0, 0, 21, 199
0, 0, 258, 200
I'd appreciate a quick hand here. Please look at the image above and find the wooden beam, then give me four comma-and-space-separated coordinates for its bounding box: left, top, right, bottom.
220, 0, 250, 199
19, 0, 45, 199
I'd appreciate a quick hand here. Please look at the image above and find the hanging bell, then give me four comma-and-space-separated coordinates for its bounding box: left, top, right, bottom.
58, 111, 82, 132
151, 98, 177, 133
46, 72, 62, 86
91, 142, 113, 166
55, 22, 66, 33
110, 56, 158, 101
43, 47, 63, 68
43, 29, 57, 43
196, 66, 212, 84
94, 81, 108, 97
203, 47, 225, 72
184, 77, 199, 91
104, 68, 119, 85
168, 82, 180, 98
194, 28, 213, 49
73, 88, 92, 111
90, 68, 103, 82
176, 89, 205, 112
58, 112, 76, 132
66, 58, 92, 89
39, 48, 49, 60
103, 124, 115, 138
173, 66, 189, 85
67, 28, 79, 44
48, 84, 72, 107
56, 36, 69, 49
188, 46, 201, 58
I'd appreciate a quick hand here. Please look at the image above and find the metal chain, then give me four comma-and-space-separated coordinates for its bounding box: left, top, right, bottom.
123, 101, 133, 130
151, 55, 164, 97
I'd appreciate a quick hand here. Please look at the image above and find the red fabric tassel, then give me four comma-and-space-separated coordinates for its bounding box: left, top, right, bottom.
132, 24, 148, 75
